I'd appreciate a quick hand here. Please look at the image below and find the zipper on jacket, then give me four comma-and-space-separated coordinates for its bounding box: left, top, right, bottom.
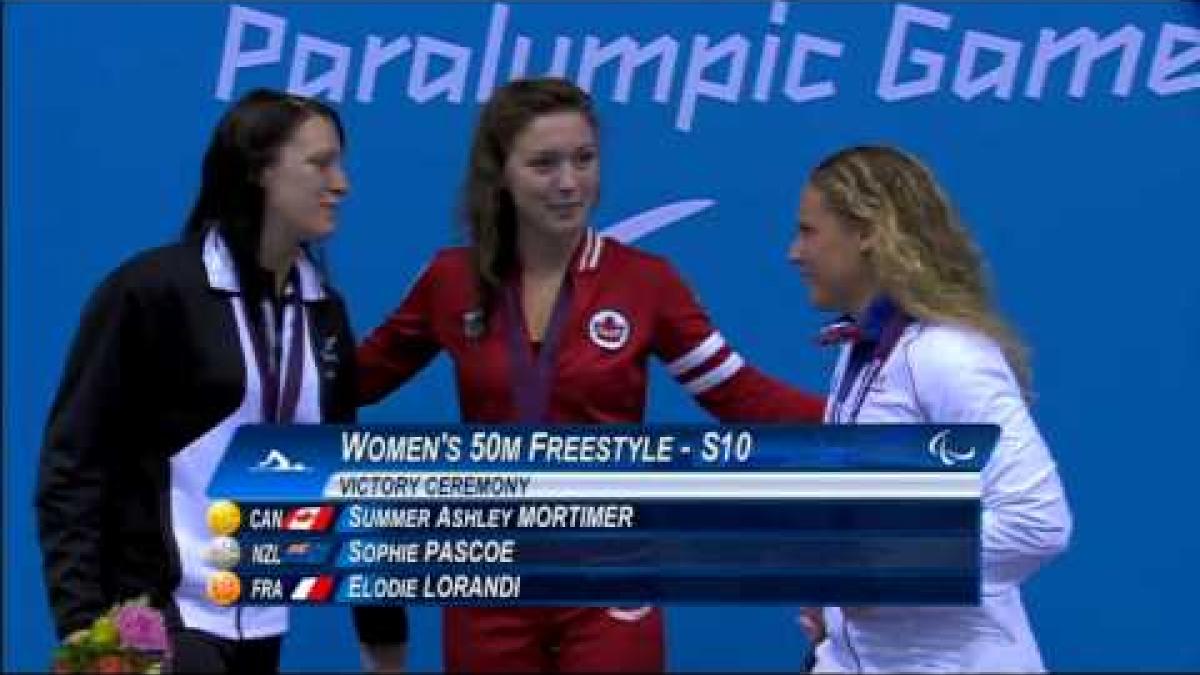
842, 613, 863, 672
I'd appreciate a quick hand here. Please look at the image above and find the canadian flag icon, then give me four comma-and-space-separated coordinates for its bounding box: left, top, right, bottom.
291, 575, 335, 602
282, 506, 335, 532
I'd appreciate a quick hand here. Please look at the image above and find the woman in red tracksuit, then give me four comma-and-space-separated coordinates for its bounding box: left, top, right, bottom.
356, 76, 824, 672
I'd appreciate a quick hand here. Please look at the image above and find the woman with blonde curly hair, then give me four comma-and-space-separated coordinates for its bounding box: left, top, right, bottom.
788, 145, 1072, 672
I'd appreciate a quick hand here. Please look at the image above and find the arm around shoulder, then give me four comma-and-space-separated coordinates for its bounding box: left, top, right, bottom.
648, 256, 825, 422
356, 255, 448, 406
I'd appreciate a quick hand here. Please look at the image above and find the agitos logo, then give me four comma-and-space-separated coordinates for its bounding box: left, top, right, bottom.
927, 429, 977, 467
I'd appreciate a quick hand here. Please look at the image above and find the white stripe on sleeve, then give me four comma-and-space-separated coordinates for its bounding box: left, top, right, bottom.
684, 353, 745, 395
666, 332, 725, 377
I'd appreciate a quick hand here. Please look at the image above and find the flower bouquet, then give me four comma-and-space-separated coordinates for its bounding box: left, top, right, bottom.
52, 595, 170, 674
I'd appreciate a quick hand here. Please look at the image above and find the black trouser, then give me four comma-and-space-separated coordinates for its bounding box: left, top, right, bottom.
169, 629, 283, 673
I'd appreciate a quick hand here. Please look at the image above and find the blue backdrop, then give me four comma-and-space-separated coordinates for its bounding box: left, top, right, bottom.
5, 2, 1199, 671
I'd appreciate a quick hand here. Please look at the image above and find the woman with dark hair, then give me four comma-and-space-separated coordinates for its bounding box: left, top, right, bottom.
357, 77, 825, 672
35, 89, 406, 672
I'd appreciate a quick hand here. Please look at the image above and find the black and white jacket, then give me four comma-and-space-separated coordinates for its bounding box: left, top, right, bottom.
36, 228, 364, 641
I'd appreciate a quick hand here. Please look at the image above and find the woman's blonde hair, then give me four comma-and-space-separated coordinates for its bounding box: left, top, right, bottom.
810, 145, 1032, 396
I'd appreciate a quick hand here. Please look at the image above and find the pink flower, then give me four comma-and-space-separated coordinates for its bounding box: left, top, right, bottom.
113, 605, 169, 654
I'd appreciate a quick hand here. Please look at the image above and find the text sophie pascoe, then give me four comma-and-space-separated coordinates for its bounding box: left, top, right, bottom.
206, 424, 993, 606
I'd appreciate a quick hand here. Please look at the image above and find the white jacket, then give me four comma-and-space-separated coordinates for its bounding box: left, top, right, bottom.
814, 322, 1072, 673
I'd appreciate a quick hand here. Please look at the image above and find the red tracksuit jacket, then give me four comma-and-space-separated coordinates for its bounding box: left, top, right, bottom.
358, 228, 823, 423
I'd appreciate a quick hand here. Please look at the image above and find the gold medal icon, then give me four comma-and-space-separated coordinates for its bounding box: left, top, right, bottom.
207, 571, 242, 606
207, 500, 241, 536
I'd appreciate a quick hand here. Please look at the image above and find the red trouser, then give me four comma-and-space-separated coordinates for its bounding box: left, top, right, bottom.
444, 607, 665, 672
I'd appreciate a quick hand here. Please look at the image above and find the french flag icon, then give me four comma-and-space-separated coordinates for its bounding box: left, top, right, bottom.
291, 575, 335, 602
282, 506, 335, 532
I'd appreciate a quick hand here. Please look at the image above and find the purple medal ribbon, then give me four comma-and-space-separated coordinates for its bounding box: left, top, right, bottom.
503, 276, 574, 423
831, 312, 909, 424
246, 269, 306, 423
